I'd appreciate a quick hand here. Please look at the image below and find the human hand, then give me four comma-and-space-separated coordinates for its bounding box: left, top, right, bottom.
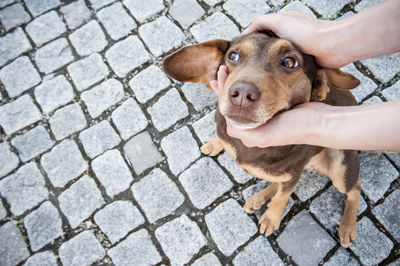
210, 65, 228, 96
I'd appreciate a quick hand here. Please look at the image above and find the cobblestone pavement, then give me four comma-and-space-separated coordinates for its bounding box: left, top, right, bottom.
0, 0, 399, 265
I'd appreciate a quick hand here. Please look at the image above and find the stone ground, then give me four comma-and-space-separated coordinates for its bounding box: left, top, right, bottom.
0, 0, 399, 265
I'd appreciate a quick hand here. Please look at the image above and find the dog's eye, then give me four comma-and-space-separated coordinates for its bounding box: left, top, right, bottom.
281, 57, 299, 68
228, 51, 240, 62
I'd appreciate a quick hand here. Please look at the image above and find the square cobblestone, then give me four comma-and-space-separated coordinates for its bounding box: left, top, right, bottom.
382, 81, 400, 101
277, 210, 336, 266
341, 63, 377, 102
155, 214, 207, 265
192, 111, 215, 144
180, 83, 217, 112
205, 199, 257, 256
0, 201, 6, 220
0, 222, 29, 266
124, 131, 163, 174
129, 65, 170, 103
223, 0, 271, 27
108, 229, 162, 266
203, 0, 220, 6
49, 103, 87, 140
89, 0, 115, 10
218, 152, 253, 184
41, 139, 88, 188
0, 28, 32, 67
58, 175, 104, 228
0, 0, 15, 8
111, 98, 148, 140
355, 0, 385, 12
24, 201, 62, 251
361, 53, 400, 83
67, 53, 110, 91
59, 230, 105, 266
180, 157, 233, 209
92, 149, 133, 198
0, 56, 41, 98
24, 251, 58, 266
294, 170, 329, 201
60, 0, 91, 30
0, 141, 19, 178
280, 1, 316, 18
79, 120, 121, 158
25, 11, 66, 46
304, 0, 351, 18
94, 200, 144, 244
105, 36, 150, 78
35, 38, 75, 74
372, 190, 400, 242
190, 12, 240, 43
34, 75, 74, 114
131, 168, 184, 223
0, 95, 41, 135
139, 16, 185, 57
81, 79, 124, 118
11, 125, 54, 162
97, 2, 136, 41
0, 3, 30, 31
161, 126, 200, 175
325, 248, 360, 266
0, 162, 48, 216
69, 20, 107, 56
169, 0, 204, 29
147, 88, 189, 131
25, 0, 60, 16
192, 253, 221, 266
123, 0, 164, 23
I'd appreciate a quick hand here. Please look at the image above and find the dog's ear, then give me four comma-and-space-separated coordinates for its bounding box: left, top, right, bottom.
162, 39, 229, 90
312, 68, 360, 101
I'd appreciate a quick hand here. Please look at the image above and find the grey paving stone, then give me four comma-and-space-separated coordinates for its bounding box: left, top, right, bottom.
89, 0, 115, 10
24, 201, 62, 251
271, 0, 286, 8
294, 170, 329, 201
233, 236, 283, 266
105, 35, 150, 77
0, 56, 41, 98
59, 230, 106, 266
0, 141, 19, 178
205, 199, 257, 256
67, 53, 110, 91
180, 157, 233, 209
223, 0, 271, 27
0, 3, 30, 30
0, 28, 32, 67
372, 189, 400, 242
139, 16, 185, 57
387, 152, 400, 167
277, 210, 336, 266
24, 0, 60, 16
0, 162, 48, 216
25, 11, 66, 46
280, 1, 316, 18
382, 80, 400, 101
0, 0, 15, 8
128, 65, 170, 104
11, 125, 54, 162
359, 152, 398, 203
131, 168, 184, 223
92, 149, 133, 198
35, 38, 75, 74
147, 88, 189, 131
94, 200, 144, 243
169, 0, 205, 29
218, 152, 252, 184
192, 110, 215, 144
0, 201, 6, 220
190, 12, 240, 43
304, 0, 351, 18
111, 98, 148, 140
34, 75, 74, 114
155, 215, 207, 265
0, 222, 29, 266
203, 0, 220, 6
350, 217, 393, 265
355, 0, 385, 12
180, 83, 217, 111
161, 126, 200, 175
123, 0, 164, 23
389, 259, 400, 266
58, 175, 105, 228
41, 139, 88, 188
81, 79, 124, 118
79, 120, 121, 159
49, 103, 87, 140
24, 251, 58, 266
325, 248, 360, 266
108, 229, 162, 266
61, 0, 92, 30
362, 95, 382, 105
97, 2, 137, 40
361, 53, 400, 83
0, 95, 41, 135
192, 253, 221, 266
69, 20, 107, 56
341, 63, 377, 102
310, 186, 367, 232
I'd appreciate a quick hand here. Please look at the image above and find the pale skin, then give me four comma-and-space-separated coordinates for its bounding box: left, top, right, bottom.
210, 0, 400, 151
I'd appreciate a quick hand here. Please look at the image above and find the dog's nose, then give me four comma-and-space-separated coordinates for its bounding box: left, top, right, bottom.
229, 82, 260, 107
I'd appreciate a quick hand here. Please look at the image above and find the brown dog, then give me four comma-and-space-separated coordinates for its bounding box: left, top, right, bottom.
162, 32, 361, 247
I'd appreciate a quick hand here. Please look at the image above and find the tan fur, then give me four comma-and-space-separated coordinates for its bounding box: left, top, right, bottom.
243, 183, 279, 214
239, 163, 292, 183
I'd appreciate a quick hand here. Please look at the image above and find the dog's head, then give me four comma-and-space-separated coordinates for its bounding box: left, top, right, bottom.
162, 33, 359, 129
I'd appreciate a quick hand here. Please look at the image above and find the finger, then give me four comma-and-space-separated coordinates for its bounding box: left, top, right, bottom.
217, 65, 228, 89
210, 80, 218, 94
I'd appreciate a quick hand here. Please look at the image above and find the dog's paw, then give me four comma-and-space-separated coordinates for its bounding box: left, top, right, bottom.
200, 137, 223, 156
243, 194, 267, 214
339, 221, 357, 248
259, 211, 281, 237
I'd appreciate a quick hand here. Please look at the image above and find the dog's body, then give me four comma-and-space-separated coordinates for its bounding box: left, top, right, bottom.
163, 32, 361, 247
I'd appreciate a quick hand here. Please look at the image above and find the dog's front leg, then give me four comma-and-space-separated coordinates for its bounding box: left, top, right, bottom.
200, 136, 224, 156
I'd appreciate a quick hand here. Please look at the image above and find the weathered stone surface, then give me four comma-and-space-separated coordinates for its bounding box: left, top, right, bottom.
361, 53, 400, 83
280, 1, 316, 18
69, 20, 107, 56
192, 253, 221, 266
25, 11, 66, 45
355, 0, 386, 12
341, 63, 377, 102
61, 0, 91, 30
123, 0, 164, 23
294, 170, 329, 201
49, 103, 87, 140
304, 0, 352, 18
372, 190, 400, 242
325, 248, 360, 266
169, 0, 204, 28
223, 0, 271, 27
0, 222, 30, 266
180, 82, 217, 111
192, 111, 215, 144
0, 28, 32, 67
218, 152, 253, 184
35, 38, 75, 74
89, 0, 115, 10
25, 0, 60, 16
382, 80, 400, 101
0, 3, 30, 31
24, 251, 58, 266
0, 141, 20, 178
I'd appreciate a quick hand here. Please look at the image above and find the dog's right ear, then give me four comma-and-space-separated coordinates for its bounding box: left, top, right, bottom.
162, 39, 229, 90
